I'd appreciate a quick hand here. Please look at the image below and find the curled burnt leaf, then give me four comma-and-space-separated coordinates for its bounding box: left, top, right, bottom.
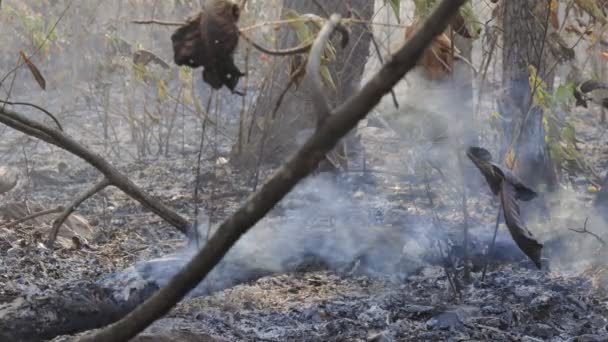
171, 12, 206, 68
171, 0, 244, 94
500, 181, 543, 269
579, 80, 608, 94
466, 147, 537, 201
467, 146, 542, 268
466, 146, 501, 196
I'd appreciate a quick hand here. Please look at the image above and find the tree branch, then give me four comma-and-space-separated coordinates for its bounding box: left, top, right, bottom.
76, 1, 467, 341
46, 178, 111, 248
307, 14, 343, 126
0, 107, 191, 235
2, 206, 64, 229
0, 99, 63, 131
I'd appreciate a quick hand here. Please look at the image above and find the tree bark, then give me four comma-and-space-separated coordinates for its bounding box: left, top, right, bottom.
232, 0, 373, 168
500, 0, 557, 191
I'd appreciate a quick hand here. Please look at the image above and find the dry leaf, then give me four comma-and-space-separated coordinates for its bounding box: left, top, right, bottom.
404, 22, 461, 80
550, 0, 559, 29
19, 51, 46, 90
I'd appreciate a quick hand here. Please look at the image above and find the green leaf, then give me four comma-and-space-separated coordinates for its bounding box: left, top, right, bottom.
413, 0, 435, 17
489, 111, 503, 120
459, 1, 481, 39
554, 82, 575, 104
284, 10, 313, 42
385, 0, 401, 23
320, 65, 336, 91
575, 0, 606, 24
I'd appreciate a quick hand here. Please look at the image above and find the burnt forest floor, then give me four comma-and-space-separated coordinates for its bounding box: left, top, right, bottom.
0, 85, 607, 341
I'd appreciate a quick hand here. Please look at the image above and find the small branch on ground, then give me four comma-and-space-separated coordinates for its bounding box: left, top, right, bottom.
46, 178, 111, 248
0, 107, 191, 235
2, 206, 64, 229
75, 1, 467, 341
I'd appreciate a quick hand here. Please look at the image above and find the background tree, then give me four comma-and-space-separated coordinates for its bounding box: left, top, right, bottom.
232, 0, 373, 175
499, 0, 558, 192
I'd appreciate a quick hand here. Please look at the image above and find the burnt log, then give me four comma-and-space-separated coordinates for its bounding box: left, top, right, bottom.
0, 280, 158, 342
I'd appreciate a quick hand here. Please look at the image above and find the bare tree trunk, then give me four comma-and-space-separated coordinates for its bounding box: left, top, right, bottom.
500, 0, 557, 191
232, 0, 373, 168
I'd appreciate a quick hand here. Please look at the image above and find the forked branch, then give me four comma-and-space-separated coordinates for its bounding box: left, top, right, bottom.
46, 178, 111, 248
76, 1, 467, 341
0, 107, 191, 235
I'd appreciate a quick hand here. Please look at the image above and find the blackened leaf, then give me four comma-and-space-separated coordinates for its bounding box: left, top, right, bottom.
579, 80, 608, 93
467, 147, 501, 196
467, 146, 537, 201
500, 180, 543, 269
171, 12, 207, 68
573, 89, 588, 108
468, 146, 492, 162
499, 168, 537, 201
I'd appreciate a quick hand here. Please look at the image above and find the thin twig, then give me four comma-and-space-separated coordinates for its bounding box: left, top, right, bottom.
0, 0, 74, 90
568, 217, 606, 246
0, 99, 63, 131
482, 204, 502, 281
2, 206, 64, 229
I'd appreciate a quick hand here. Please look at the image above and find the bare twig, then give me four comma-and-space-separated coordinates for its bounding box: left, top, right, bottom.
130, 19, 183, 26
76, 1, 467, 340
239, 32, 314, 56
482, 204, 503, 281
0, 99, 63, 131
46, 178, 110, 248
2, 206, 64, 229
569, 218, 606, 246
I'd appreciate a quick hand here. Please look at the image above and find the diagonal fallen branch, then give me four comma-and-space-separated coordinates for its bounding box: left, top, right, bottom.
0, 107, 191, 235
75, 1, 467, 341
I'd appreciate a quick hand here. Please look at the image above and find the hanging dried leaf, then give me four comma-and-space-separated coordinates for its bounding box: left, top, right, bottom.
550, 0, 559, 29
19, 51, 46, 90
467, 147, 537, 199
133, 49, 170, 69
404, 21, 461, 80
171, 0, 244, 93
157, 79, 168, 102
